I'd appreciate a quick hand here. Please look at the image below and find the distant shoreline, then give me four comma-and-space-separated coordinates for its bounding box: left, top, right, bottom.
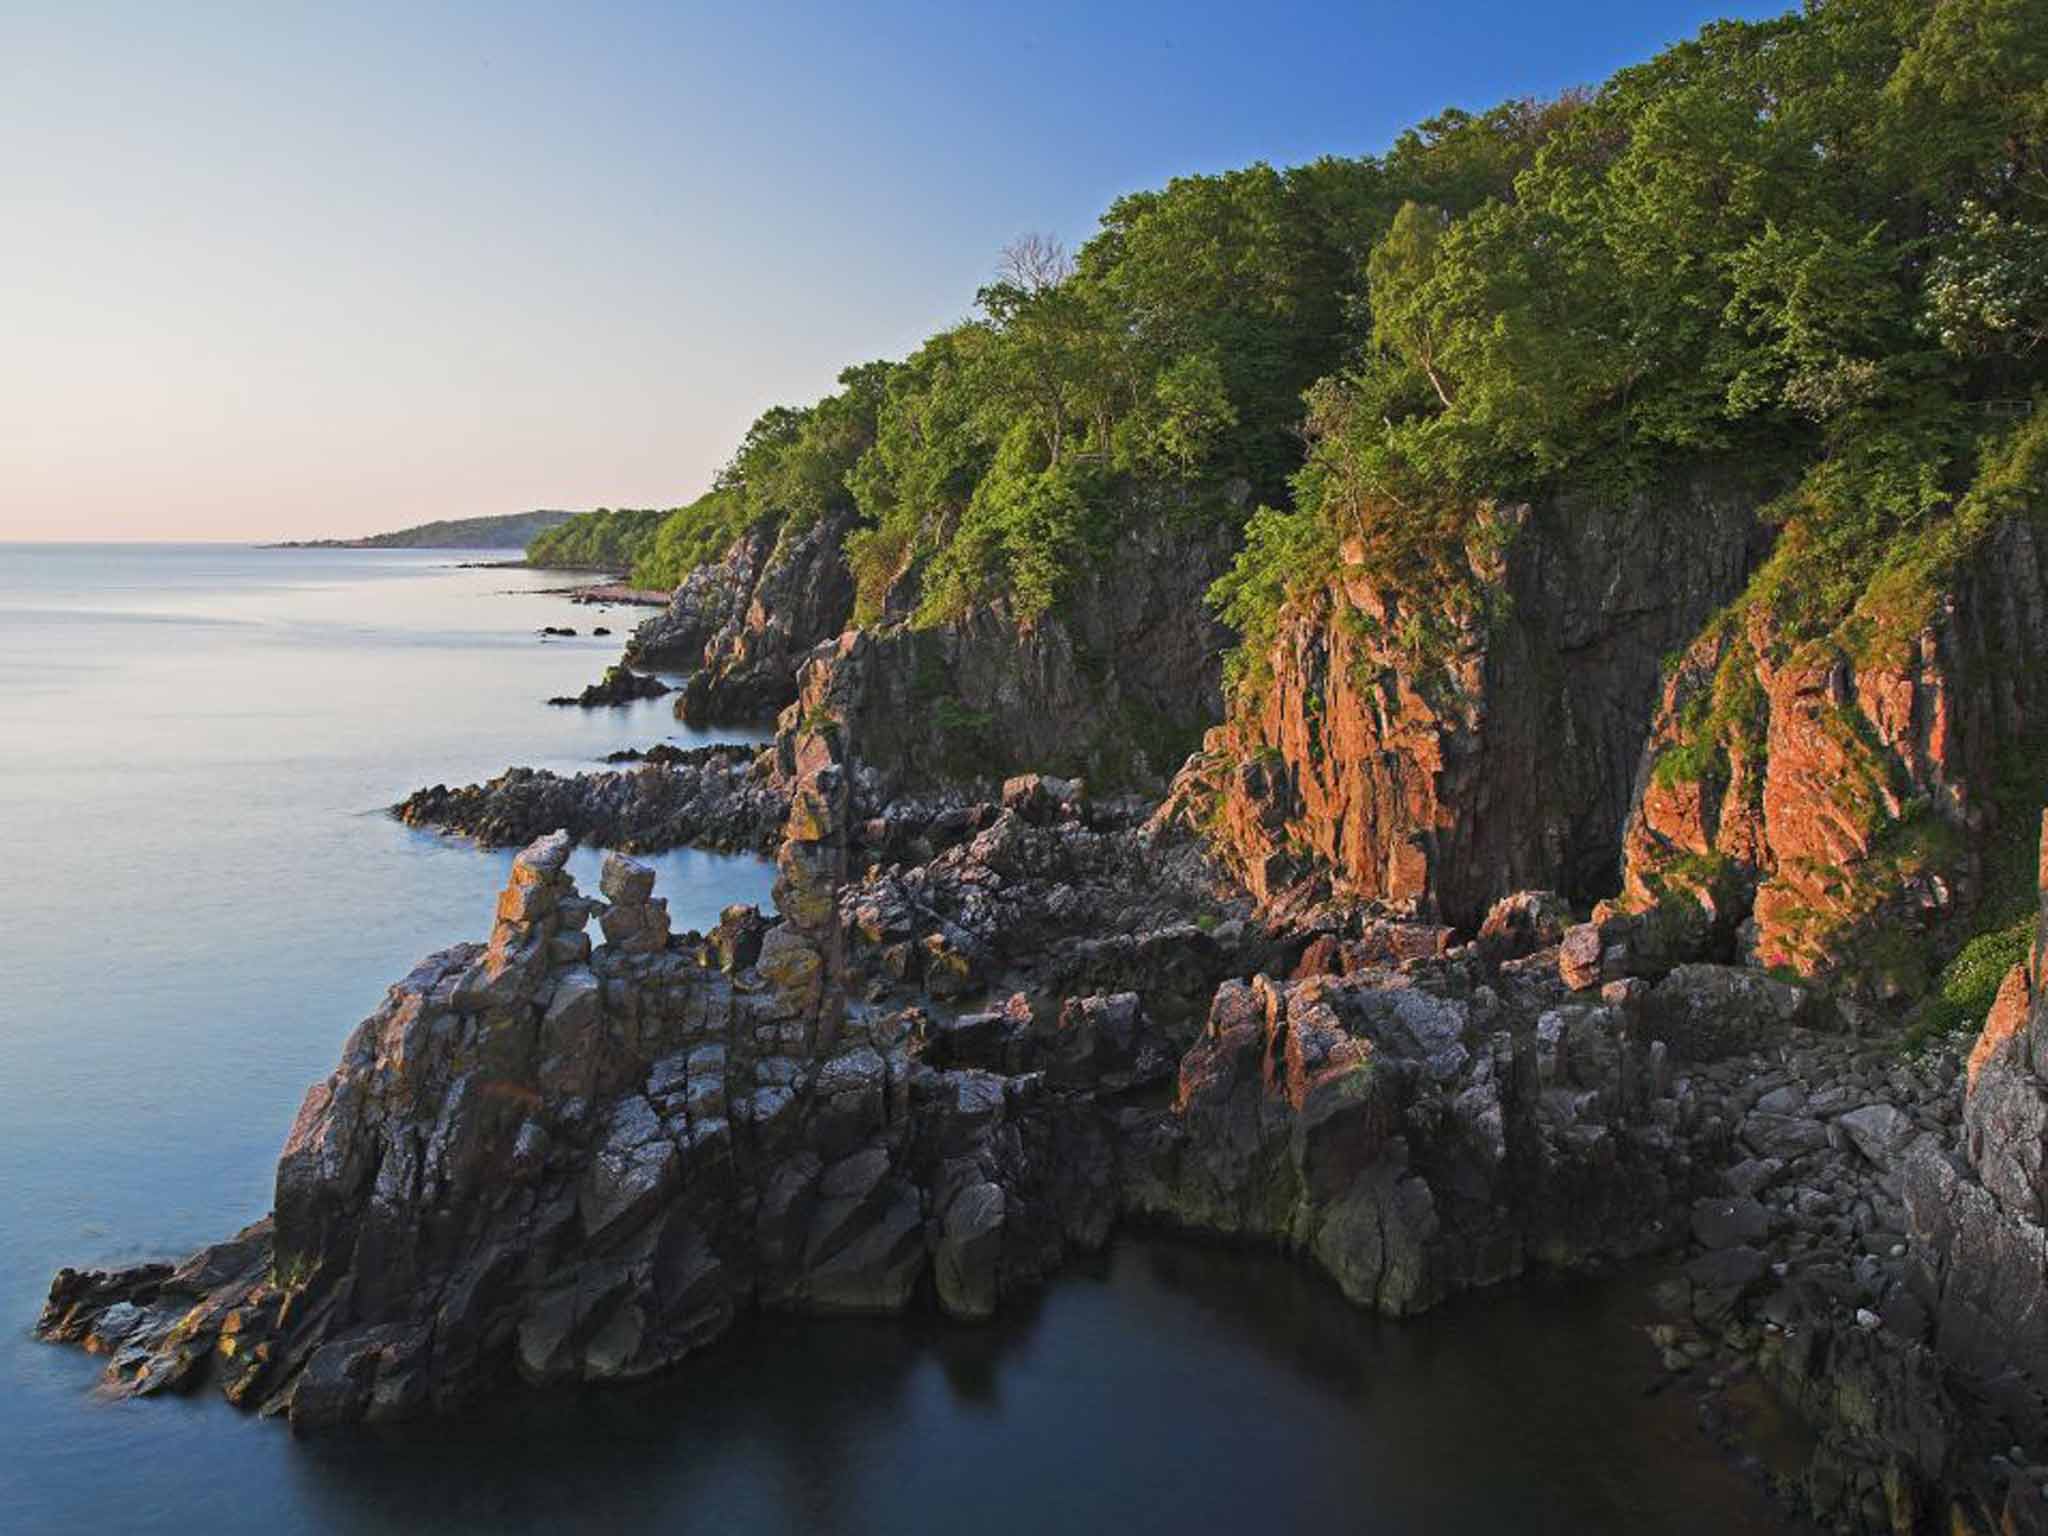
264, 509, 577, 551
256, 543, 673, 606
260, 548, 532, 561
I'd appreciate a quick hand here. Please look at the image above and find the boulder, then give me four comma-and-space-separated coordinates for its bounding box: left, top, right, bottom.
934, 1181, 1006, 1318
1478, 890, 1573, 965
1837, 1103, 1916, 1168
1560, 923, 1606, 991
1691, 1195, 1770, 1250
1647, 963, 1822, 1061
756, 926, 824, 1019
599, 852, 657, 905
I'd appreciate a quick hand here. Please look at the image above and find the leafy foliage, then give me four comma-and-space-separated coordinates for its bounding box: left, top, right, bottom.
529, 364, 890, 587
525, 507, 669, 572
1209, 0, 2048, 690
539, 1, 2044, 723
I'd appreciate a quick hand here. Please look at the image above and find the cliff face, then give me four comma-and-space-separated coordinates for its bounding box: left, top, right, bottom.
1171, 476, 1763, 926
49, 720, 2048, 1530
790, 519, 1237, 797
1620, 516, 2048, 997
624, 522, 774, 672
623, 502, 1232, 796
1906, 811, 2048, 1448
624, 511, 859, 725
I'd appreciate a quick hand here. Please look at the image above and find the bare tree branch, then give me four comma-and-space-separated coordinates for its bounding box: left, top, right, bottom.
998, 232, 1073, 293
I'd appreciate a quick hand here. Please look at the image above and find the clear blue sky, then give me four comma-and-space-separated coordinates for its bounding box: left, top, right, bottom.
1, 0, 1791, 541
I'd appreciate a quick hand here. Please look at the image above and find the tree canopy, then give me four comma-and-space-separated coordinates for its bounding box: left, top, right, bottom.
534, 0, 2045, 666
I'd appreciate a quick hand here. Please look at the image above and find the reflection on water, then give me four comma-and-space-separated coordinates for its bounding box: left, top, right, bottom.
0, 546, 1792, 1535
276, 1240, 1795, 1536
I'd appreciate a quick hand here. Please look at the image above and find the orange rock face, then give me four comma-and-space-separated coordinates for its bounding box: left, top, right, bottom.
1621, 518, 2048, 994
1968, 961, 2032, 1090
1171, 478, 1762, 927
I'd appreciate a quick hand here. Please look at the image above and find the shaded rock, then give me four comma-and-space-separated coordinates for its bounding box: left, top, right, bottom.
549, 664, 671, 709
1685, 1244, 1768, 1321
1647, 963, 1823, 1061
1691, 1195, 1770, 1250
1129, 968, 1690, 1317
1477, 890, 1573, 965
934, 1181, 1006, 1319
1740, 1111, 1830, 1159
395, 746, 786, 853
1838, 1103, 1916, 1167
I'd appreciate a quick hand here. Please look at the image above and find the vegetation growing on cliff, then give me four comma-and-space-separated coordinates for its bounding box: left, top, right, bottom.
527, 365, 891, 587
1213, 0, 2046, 692
537, 2, 2042, 651
537, 107, 1570, 620
844, 163, 1399, 627
536, 5, 2045, 961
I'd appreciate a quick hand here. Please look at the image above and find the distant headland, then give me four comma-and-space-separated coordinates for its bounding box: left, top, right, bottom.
265, 509, 576, 550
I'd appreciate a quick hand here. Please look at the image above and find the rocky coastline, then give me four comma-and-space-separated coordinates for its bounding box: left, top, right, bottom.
394, 744, 786, 854
43, 670, 2048, 1532
42, 492, 2048, 1535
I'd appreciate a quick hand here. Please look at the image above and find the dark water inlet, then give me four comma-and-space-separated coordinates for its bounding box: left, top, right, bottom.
268, 1238, 1796, 1536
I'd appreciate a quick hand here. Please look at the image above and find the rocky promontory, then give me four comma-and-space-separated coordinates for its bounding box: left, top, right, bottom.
43, 721, 2048, 1532
625, 512, 857, 726
395, 745, 786, 853
38, 804, 1694, 1429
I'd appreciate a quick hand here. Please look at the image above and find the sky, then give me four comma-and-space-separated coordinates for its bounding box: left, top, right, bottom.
0, 0, 1793, 543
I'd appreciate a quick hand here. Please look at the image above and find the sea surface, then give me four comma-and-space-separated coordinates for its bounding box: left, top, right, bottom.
0, 543, 1795, 1533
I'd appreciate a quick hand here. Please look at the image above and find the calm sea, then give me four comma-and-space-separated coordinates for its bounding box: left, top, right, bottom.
0, 544, 1794, 1533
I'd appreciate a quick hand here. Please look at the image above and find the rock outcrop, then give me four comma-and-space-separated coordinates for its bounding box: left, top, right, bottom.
773, 518, 1236, 799
42, 807, 1743, 1431
1125, 964, 1693, 1315
622, 521, 773, 673
624, 513, 858, 726
611, 487, 1234, 794
1619, 515, 2048, 997
51, 629, 2048, 1532
395, 745, 787, 853
37, 835, 1085, 1424
1167, 474, 1764, 924
547, 664, 671, 708
1907, 810, 2048, 1465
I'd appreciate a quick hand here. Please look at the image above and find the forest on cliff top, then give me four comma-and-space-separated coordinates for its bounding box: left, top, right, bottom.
533, 0, 2044, 677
